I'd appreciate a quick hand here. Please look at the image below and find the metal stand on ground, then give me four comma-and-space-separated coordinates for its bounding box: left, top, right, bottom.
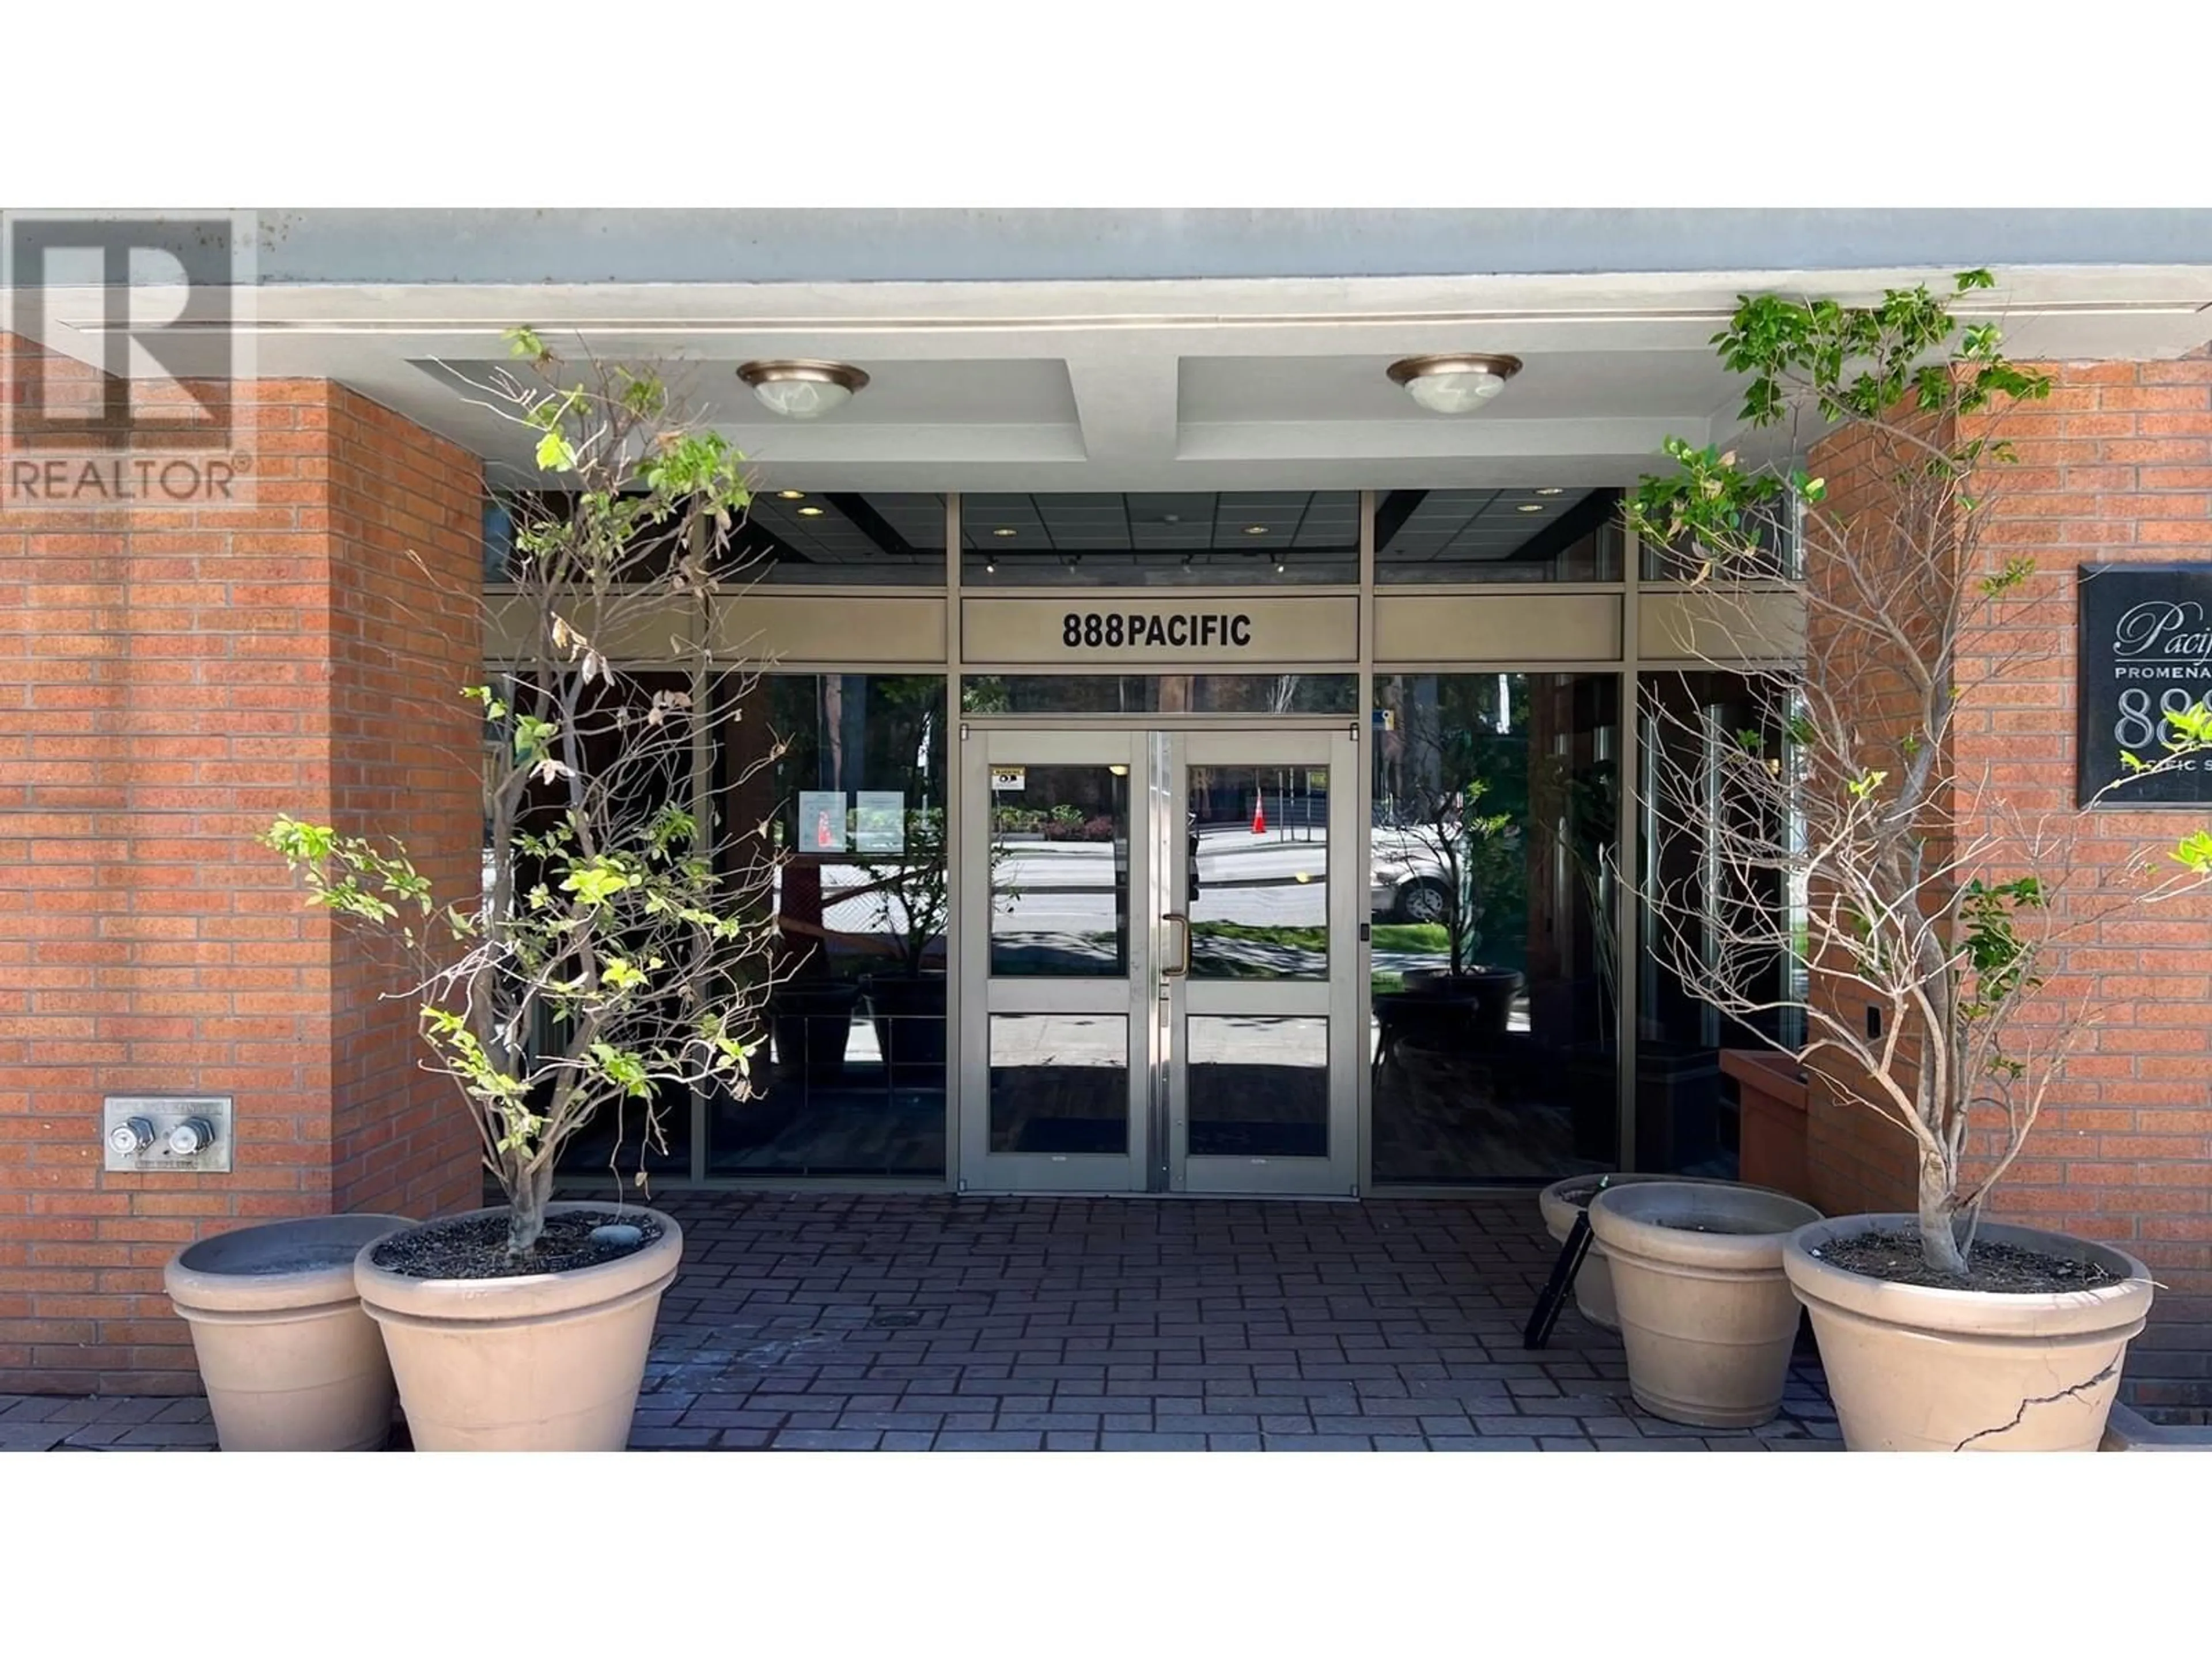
1522, 1175, 1609, 1350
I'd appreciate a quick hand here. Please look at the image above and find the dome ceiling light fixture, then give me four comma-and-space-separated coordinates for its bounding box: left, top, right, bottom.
736, 359, 870, 420
1387, 353, 1523, 415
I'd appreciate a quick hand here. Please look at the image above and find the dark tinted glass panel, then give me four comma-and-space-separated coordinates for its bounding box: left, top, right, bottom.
963, 674, 1358, 716
1370, 672, 1622, 1183
736, 492, 946, 585
962, 493, 1358, 585
1187, 1017, 1328, 1158
989, 1014, 1129, 1155
1377, 488, 1622, 584
706, 673, 949, 1176
1187, 763, 1328, 980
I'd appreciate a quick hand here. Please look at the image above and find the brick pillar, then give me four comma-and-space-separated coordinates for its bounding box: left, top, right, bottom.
1803, 350, 2212, 1416
0, 333, 484, 1395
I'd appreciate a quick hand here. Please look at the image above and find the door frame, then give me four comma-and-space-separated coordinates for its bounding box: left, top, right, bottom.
956, 726, 1152, 1193
955, 720, 1362, 1198
1166, 727, 1360, 1196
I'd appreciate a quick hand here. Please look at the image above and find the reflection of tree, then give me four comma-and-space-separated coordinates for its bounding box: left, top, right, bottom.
768, 674, 946, 978
1381, 675, 1531, 976
1381, 675, 1524, 976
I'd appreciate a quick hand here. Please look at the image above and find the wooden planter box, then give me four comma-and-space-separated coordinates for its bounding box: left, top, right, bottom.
1720, 1049, 1812, 1205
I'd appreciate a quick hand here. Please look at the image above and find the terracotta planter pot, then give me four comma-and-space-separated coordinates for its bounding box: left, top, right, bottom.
1720, 1049, 1811, 1205
354, 1202, 683, 1452
1588, 1181, 1823, 1427
1537, 1173, 1737, 1331
1785, 1214, 2153, 1452
164, 1213, 412, 1452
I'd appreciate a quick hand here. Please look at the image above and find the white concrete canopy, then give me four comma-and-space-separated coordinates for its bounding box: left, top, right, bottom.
8, 210, 2210, 493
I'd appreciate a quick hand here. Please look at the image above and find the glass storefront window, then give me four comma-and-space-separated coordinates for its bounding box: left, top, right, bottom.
482, 490, 946, 587
1377, 488, 1622, 584
1634, 671, 1800, 1179
736, 491, 946, 585
1370, 672, 1621, 1183
961, 493, 1358, 586
707, 673, 949, 1176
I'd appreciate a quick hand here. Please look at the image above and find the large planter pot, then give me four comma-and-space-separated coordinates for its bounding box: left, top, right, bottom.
1785, 1214, 2153, 1452
355, 1202, 683, 1452
863, 971, 948, 1081
1588, 1181, 1823, 1427
1537, 1173, 1737, 1331
164, 1213, 412, 1452
1721, 1049, 1811, 1205
770, 979, 863, 1082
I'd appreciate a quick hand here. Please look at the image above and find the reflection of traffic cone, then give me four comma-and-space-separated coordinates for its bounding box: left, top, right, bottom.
1251, 797, 1267, 835
815, 810, 834, 849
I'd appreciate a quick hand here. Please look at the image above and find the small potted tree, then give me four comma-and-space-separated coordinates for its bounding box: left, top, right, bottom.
263, 331, 783, 1450
1623, 270, 2212, 1447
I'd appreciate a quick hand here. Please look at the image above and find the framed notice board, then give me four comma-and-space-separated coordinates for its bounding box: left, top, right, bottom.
2077, 563, 2212, 808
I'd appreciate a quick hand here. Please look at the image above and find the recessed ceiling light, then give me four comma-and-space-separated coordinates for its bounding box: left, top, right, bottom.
992, 527, 1018, 537
1388, 353, 1524, 415
1535, 487, 1564, 496
736, 359, 869, 419
1517, 503, 1544, 514
1244, 525, 1270, 536
775, 489, 806, 500
797, 505, 825, 517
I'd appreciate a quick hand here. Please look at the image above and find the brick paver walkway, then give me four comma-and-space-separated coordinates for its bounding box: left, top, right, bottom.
1, 1191, 1841, 1451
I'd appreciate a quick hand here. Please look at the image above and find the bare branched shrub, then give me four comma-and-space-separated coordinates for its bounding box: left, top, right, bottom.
1630, 272, 2212, 1273
266, 331, 788, 1257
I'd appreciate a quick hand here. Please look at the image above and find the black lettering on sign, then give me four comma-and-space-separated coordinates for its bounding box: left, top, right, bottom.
2077, 563, 2212, 807
1057, 610, 1258, 655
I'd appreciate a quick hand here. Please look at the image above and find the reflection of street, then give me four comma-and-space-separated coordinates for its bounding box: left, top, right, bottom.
986, 830, 1331, 942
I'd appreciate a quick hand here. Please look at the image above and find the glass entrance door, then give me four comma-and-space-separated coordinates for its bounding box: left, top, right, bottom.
957, 726, 1359, 1195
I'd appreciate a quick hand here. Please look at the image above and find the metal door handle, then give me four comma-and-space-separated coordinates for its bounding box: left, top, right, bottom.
1161, 911, 1190, 979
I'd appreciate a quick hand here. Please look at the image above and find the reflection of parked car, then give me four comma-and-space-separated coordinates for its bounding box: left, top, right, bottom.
1370, 828, 1450, 922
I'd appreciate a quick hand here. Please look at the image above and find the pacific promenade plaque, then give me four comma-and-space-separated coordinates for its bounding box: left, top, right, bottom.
2077, 563, 2212, 808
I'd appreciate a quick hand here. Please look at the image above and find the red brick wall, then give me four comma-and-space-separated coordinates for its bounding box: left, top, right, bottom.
0, 334, 483, 1395
1805, 351, 2212, 1414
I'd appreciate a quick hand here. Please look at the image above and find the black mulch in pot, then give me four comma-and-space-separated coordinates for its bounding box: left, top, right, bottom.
369, 1209, 662, 1281
1813, 1228, 2118, 1295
